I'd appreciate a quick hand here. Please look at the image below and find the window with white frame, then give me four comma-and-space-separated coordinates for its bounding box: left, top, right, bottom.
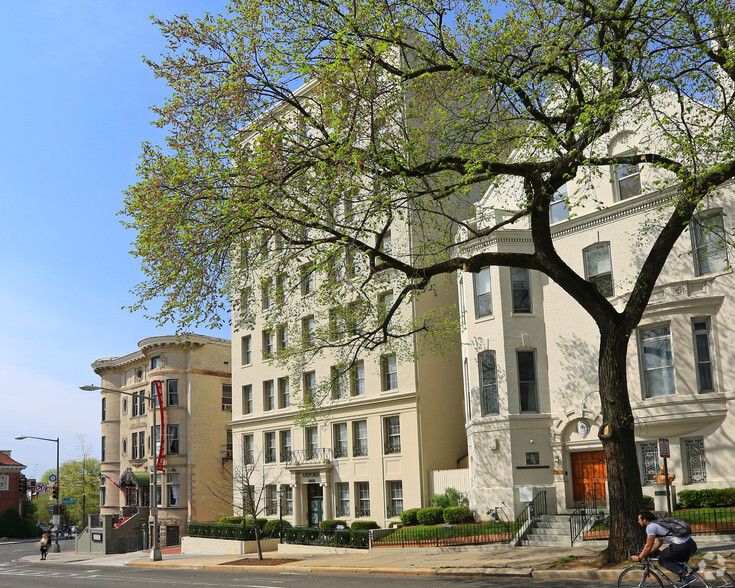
479, 351, 499, 415
639, 325, 675, 397
353, 420, 368, 456
613, 154, 641, 200
351, 360, 365, 396
303, 371, 316, 402
264, 380, 275, 411
474, 267, 492, 317
301, 264, 316, 295
266, 485, 278, 515
241, 335, 252, 365
243, 434, 254, 464
328, 307, 343, 341
0, 475, 7, 491
302, 316, 315, 348
584, 243, 614, 297
517, 350, 539, 412
333, 423, 348, 458
166, 424, 179, 454
355, 482, 370, 517
138, 431, 145, 458
281, 484, 293, 514
387, 481, 403, 517
684, 438, 707, 483
278, 377, 290, 408
275, 273, 287, 305
379, 231, 392, 255
384, 416, 401, 454
264, 432, 276, 463
378, 290, 393, 324
305, 426, 319, 458
336, 482, 350, 517
692, 319, 714, 392
550, 183, 570, 223
639, 442, 660, 485
262, 278, 273, 309
151, 355, 161, 370
132, 433, 139, 459
511, 267, 532, 313
167, 473, 180, 507
280, 429, 292, 462
277, 325, 289, 351
331, 365, 347, 399
222, 384, 232, 410
139, 390, 146, 415
262, 330, 274, 359
692, 211, 729, 276
242, 384, 253, 414
381, 354, 398, 391
167, 379, 179, 406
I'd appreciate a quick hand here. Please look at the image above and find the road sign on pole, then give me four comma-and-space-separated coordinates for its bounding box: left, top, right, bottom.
658, 438, 670, 458
35, 482, 47, 493
48, 474, 57, 483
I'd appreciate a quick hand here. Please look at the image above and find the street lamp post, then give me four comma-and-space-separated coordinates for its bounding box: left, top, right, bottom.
15, 435, 61, 553
80, 384, 163, 561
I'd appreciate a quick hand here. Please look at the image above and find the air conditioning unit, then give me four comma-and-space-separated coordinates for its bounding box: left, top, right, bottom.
222, 403, 232, 410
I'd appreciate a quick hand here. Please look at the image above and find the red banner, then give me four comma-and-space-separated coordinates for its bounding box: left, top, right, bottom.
154, 380, 165, 472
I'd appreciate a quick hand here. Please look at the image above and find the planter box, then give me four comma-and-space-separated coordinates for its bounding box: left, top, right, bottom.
182, 536, 279, 555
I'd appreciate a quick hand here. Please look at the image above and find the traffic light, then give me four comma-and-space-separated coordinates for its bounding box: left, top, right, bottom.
59, 505, 66, 513
52, 485, 58, 499
18, 477, 27, 493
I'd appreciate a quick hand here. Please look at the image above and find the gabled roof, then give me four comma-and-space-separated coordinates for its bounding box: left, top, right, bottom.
0, 450, 26, 469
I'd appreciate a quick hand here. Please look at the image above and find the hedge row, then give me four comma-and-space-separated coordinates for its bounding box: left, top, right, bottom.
400, 506, 474, 526
188, 520, 292, 540
678, 488, 735, 508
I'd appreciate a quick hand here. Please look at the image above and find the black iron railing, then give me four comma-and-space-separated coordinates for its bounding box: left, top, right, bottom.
355, 508, 371, 518
353, 443, 368, 457
336, 506, 350, 518
384, 442, 401, 455
264, 450, 276, 463
570, 483, 605, 545
515, 490, 547, 532
283, 527, 370, 549
387, 506, 404, 518
286, 448, 333, 465
372, 521, 518, 548
333, 446, 348, 458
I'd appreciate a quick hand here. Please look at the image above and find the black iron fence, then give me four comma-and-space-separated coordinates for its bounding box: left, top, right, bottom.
106, 535, 145, 554
515, 490, 547, 530
371, 522, 518, 548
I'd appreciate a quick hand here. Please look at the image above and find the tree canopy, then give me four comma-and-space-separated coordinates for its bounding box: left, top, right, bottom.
124, 0, 735, 561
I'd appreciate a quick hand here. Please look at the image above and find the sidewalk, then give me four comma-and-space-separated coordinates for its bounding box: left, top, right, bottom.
18, 537, 735, 580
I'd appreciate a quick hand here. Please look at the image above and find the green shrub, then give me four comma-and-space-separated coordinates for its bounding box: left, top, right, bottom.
320, 519, 349, 530
678, 488, 735, 509
443, 506, 474, 524
417, 507, 444, 526
351, 520, 380, 530
445, 488, 469, 508
263, 519, 292, 537
430, 494, 451, 508
400, 508, 420, 526
642, 495, 654, 510
218, 516, 243, 525
0, 508, 25, 538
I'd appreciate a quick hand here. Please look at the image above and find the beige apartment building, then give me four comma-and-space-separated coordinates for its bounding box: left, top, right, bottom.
90, 334, 232, 545
457, 120, 735, 518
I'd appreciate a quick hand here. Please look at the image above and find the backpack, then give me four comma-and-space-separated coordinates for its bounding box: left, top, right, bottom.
655, 518, 692, 538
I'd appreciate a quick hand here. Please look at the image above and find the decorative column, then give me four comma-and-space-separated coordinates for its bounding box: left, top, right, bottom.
293, 483, 303, 526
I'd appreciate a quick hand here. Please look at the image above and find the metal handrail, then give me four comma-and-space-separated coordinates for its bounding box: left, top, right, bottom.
515, 490, 547, 529
569, 483, 604, 545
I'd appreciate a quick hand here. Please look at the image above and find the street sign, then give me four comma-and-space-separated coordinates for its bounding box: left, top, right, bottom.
35, 482, 47, 493
659, 437, 670, 458
48, 474, 57, 483
61, 498, 77, 504
52, 515, 60, 525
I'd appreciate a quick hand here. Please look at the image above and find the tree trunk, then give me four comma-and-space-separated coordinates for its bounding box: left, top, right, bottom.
597, 326, 646, 564
253, 519, 263, 559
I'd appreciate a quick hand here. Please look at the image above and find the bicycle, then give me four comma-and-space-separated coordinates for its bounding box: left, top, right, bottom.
618, 555, 734, 587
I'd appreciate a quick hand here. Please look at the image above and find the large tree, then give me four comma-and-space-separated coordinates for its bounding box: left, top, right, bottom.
124, 0, 735, 562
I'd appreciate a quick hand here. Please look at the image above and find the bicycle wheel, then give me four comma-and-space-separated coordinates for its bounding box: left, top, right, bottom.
618, 565, 664, 587
695, 566, 735, 587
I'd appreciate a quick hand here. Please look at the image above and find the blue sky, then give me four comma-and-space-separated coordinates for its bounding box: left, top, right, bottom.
0, 1, 230, 482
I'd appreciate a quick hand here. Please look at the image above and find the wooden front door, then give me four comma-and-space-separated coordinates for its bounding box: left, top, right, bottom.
571, 450, 607, 503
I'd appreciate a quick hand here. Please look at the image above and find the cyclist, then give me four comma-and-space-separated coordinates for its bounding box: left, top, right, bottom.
631, 509, 697, 587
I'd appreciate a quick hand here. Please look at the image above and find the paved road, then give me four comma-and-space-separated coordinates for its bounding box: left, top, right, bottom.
0, 542, 623, 587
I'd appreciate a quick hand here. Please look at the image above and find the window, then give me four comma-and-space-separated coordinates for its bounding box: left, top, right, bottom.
692, 211, 729, 276
381, 354, 398, 391
242, 384, 253, 414
264, 432, 276, 463
243, 434, 254, 464
122, 438, 127, 455
387, 481, 403, 517
303, 371, 316, 403
167, 424, 179, 454
353, 421, 368, 456
474, 267, 492, 317
640, 442, 660, 486
167, 473, 180, 507
305, 426, 318, 458
101, 398, 106, 421
684, 438, 707, 483
479, 351, 499, 415
378, 291, 393, 324
152, 382, 161, 407
692, 319, 714, 392
139, 431, 145, 458
132, 433, 139, 459
280, 430, 292, 462
100, 486, 106, 506
301, 264, 316, 295
328, 307, 343, 341
614, 154, 641, 200
347, 301, 365, 335
281, 484, 293, 515
264, 380, 275, 411
350, 361, 365, 396
584, 243, 614, 297
222, 384, 232, 410
511, 267, 531, 313
278, 377, 290, 408
132, 392, 138, 417
226, 430, 233, 459
331, 365, 347, 399
275, 273, 287, 305
262, 278, 273, 309
241, 335, 252, 365
266, 485, 278, 515
355, 482, 370, 517
379, 231, 392, 255
151, 355, 160, 370
154, 425, 161, 454
277, 325, 289, 351
101, 436, 106, 462
384, 416, 401, 454
262, 330, 274, 359
550, 183, 570, 223
302, 316, 315, 348
261, 232, 273, 259
640, 325, 675, 397
346, 249, 363, 278
517, 350, 539, 412
167, 380, 179, 406
333, 423, 348, 458
240, 288, 251, 319
123, 397, 128, 414
139, 390, 146, 415
336, 483, 350, 517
